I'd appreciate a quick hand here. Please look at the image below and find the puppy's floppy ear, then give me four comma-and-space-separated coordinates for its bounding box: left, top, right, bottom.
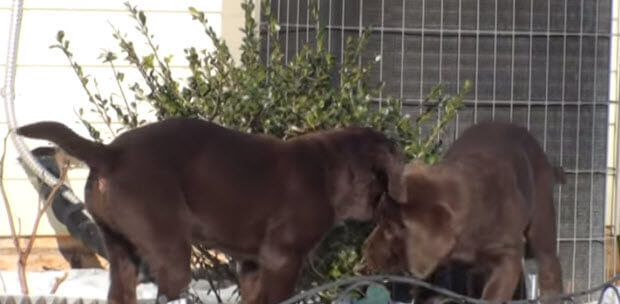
401, 162, 437, 205
399, 167, 455, 278
402, 203, 455, 278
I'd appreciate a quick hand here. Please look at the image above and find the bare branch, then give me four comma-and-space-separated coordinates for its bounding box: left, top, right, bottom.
0, 133, 23, 281
23, 152, 70, 259
50, 271, 69, 294
0, 133, 72, 294
0, 132, 21, 249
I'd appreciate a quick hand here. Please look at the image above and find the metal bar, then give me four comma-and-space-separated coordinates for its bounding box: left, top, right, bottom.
438, 0, 444, 131
270, 23, 612, 39
403, 0, 408, 105
371, 97, 614, 107
571, 0, 586, 292
544, 0, 551, 151
418, 0, 425, 118
277, 0, 281, 41
492, 0, 498, 119
295, 0, 299, 54
527, 0, 533, 129
557, 0, 568, 259
340, 0, 344, 66
378, 0, 385, 109
328, 0, 332, 53
455, 0, 462, 136
266, 1, 271, 70
474, 0, 480, 123
510, 0, 516, 121
305, 0, 309, 43
558, 237, 610, 242
358, 0, 363, 69
439, 0, 444, 84
588, 0, 601, 293
284, 0, 289, 63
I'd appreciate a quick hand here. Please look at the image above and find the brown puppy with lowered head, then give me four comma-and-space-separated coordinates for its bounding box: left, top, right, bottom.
17, 118, 406, 304
362, 121, 564, 302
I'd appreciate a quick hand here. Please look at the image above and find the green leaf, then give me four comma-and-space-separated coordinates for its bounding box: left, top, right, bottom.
138, 11, 146, 25
103, 51, 117, 62
142, 54, 154, 69
56, 30, 65, 42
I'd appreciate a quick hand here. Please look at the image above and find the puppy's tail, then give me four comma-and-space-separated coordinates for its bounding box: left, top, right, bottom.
553, 166, 566, 184
16, 121, 112, 170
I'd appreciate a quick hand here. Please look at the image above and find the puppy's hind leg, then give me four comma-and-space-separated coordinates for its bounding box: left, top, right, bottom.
110, 188, 193, 303
99, 225, 140, 304
148, 238, 193, 304
133, 213, 192, 303
480, 252, 522, 301
526, 180, 563, 300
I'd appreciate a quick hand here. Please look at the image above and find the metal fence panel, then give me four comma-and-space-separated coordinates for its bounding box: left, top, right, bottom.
260, 0, 614, 299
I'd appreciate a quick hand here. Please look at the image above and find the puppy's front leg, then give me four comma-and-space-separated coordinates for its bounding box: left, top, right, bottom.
481, 254, 522, 301
257, 245, 302, 304
239, 261, 262, 304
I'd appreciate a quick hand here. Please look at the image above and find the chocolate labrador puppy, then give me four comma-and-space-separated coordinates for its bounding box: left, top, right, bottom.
362, 121, 564, 302
17, 118, 406, 304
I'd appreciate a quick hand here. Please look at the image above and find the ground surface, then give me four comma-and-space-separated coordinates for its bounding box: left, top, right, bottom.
0, 268, 238, 303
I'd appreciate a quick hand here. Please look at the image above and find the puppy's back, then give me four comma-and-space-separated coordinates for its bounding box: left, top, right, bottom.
445, 121, 536, 157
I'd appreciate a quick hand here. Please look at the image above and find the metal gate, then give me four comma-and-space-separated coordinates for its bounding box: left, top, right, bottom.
260, 0, 619, 300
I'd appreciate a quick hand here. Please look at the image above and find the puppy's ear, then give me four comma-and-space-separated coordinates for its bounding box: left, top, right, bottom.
402, 165, 439, 206
402, 203, 455, 278
382, 152, 407, 204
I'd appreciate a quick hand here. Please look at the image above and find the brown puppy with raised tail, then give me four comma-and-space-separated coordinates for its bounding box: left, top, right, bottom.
17, 118, 406, 304
362, 121, 564, 303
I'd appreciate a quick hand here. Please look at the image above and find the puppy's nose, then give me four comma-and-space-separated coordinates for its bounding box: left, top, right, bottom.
354, 257, 372, 275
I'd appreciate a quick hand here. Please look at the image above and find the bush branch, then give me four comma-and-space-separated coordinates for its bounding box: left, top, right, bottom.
0, 132, 71, 294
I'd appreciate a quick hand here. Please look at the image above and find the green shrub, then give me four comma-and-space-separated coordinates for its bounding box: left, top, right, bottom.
51, 0, 471, 300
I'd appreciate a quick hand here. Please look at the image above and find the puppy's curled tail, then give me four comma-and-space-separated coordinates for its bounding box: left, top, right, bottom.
16, 121, 112, 171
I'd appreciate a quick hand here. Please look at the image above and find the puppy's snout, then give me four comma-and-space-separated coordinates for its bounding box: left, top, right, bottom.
354, 257, 372, 275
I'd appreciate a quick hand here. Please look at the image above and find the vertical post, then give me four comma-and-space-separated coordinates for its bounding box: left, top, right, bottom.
474, 0, 480, 123
528, 273, 539, 300
612, 0, 620, 284
570, 0, 585, 295
588, 0, 602, 297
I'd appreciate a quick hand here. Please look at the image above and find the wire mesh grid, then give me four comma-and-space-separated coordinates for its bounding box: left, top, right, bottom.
259, 0, 618, 302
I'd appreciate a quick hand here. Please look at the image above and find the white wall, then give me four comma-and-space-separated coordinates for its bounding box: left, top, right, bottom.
0, 0, 247, 236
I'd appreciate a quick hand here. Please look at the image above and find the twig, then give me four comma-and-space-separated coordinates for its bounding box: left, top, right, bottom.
0, 132, 26, 293
109, 60, 132, 115
205, 273, 224, 303
52, 43, 116, 137
50, 271, 69, 294
0, 270, 7, 293
0, 132, 71, 294
22, 151, 70, 264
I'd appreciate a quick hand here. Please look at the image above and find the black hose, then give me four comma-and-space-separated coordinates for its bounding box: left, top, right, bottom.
19, 147, 106, 258
18, 146, 154, 282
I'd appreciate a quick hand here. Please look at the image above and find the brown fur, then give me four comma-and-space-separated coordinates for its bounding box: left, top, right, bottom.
17, 118, 406, 304
362, 121, 564, 302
